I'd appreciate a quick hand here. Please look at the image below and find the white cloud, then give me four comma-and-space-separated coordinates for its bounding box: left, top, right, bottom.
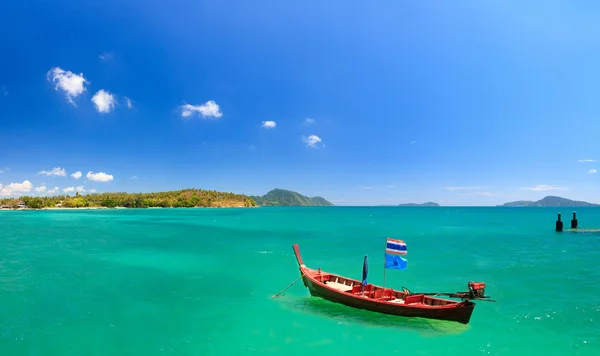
305, 118, 315, 124
63, 187, 75, 193
590, 169, 597, 173
91, 89, 117, 113
180, 100, 222, 119
88, 189, 97, 193
445, 186, 482, 191
302, 134, 322, 148
0, 180, 33, 196
578, 159, 596, 163
76, 186, 85, 193
86, 171, 114, 182
47, 187, 59, 194
261, 120, 276, 128
130, 176, 137, 180
125, 96, 133, 109
47, 67, 88, 105
35, 186, 47, 193
38, 167, 67, 176
522, 185, 569, 191
71, 171, 82, 180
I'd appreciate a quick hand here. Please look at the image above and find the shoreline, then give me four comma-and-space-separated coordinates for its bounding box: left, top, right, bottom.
0, 205, 258, 211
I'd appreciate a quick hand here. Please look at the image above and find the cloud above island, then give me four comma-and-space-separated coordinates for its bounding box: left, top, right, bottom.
38, 167, 67, 177
71, 171, 82, 179
0, 180, 33, 196
86, 171, 114, 182
180, 100, 222, 119
522, 184, 569, 191
62, 186, 87, 193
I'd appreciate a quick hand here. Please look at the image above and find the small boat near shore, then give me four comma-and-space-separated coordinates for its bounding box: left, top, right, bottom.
291, 242, 493, 324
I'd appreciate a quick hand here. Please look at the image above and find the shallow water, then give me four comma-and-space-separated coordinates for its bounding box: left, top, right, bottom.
1, 207, 599, 355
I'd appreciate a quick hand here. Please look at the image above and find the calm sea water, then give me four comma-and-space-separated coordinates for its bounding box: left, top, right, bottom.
1, 207, 599, 355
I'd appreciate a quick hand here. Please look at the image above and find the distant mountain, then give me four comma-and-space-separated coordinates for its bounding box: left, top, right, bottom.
398, 202, 440, 207
501, 200, 536, 207
251, 189, 334, 206
501, 196, 600, 207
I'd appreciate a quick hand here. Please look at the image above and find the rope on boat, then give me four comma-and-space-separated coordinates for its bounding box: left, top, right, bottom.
272, 273, 304, 298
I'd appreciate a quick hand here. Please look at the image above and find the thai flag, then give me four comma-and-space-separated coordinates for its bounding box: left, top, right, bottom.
386, 238, 407, 255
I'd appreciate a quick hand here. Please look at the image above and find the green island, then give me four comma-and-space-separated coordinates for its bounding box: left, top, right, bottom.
398, 202, 440, 207
499, 196, 600, 207
0, 189, 257, 209
251, 188, 334, 206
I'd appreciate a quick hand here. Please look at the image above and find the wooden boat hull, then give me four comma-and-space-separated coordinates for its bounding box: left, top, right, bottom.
301, 271, 474, 324
293, 244, 476, 324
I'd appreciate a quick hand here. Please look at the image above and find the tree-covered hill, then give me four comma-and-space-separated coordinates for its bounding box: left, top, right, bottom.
0, 189, 257, 209
500, 196, 599, 207
251, 188, 333, 206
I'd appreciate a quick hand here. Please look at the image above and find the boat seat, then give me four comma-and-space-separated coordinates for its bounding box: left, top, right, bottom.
351, 284, 374, 294
404, 294, 425, 304
319, 274, 333, 282
373, 289, 395, 300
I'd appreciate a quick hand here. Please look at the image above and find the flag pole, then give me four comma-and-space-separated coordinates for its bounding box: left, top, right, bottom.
383, 237, 387, 289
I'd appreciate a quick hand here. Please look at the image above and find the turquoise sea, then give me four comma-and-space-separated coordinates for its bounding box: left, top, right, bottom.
1, 207, 599, 355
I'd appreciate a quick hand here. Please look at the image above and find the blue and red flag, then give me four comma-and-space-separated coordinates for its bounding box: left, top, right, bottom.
385, 238, 408, 270
385, 238, 407, 255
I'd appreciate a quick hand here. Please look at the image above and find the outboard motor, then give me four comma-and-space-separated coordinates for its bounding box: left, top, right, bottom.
468, 281, 486, 299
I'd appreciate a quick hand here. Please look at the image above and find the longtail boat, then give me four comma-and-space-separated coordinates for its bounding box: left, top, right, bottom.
292, 243, 493, 324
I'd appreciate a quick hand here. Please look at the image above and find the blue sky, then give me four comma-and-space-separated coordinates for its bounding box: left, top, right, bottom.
1, 0, 599, 206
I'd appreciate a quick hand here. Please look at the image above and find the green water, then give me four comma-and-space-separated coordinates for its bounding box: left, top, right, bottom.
1, 207, 599, 355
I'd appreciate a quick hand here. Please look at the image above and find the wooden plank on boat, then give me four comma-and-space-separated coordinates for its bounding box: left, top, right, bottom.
325, 281, 353, 292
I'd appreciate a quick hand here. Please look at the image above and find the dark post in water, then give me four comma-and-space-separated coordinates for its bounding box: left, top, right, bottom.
555, 213, 563, 232
571, 211, 578, 229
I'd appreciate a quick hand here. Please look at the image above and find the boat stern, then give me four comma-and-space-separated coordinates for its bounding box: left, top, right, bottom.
453, 301, 476, 324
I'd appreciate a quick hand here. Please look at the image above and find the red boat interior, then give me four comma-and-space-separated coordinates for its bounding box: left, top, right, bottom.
309, 269, 458, 307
